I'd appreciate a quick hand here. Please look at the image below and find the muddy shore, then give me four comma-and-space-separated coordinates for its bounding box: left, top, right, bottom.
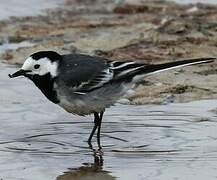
1, 0, 217, 104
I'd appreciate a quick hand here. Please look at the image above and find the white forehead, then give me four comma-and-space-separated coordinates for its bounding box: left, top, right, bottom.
21, 56, 58, 77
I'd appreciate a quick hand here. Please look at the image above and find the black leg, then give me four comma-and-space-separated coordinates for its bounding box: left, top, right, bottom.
88, 112, 100, 147
88, 111, 104, 149
97, 111, 104, 149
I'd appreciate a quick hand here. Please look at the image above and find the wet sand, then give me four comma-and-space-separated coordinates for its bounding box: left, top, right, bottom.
1, 62, 217, 180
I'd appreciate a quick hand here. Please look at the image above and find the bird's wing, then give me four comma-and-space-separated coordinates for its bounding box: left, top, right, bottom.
74, 67, 114, 94
58, 54, 115, 94
58, 54, 149, 94
75, 61, 147, 93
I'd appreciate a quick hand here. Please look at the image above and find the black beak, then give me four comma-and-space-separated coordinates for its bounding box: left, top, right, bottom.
8, 69, 31, 78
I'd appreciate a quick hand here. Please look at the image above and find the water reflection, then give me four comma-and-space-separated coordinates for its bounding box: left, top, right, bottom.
56, 153, 116, 180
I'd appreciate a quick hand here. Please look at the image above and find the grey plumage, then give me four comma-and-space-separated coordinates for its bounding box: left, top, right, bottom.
8, 51, 215, 148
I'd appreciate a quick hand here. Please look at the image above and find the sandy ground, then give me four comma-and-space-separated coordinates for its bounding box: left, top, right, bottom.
0, 0, 217, 104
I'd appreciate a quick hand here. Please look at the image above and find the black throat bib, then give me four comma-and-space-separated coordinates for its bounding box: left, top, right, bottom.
28, 73, 59, 104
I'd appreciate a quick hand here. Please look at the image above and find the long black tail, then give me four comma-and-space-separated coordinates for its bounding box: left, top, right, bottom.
140, 57, 215, 75
112, 57, 215, 81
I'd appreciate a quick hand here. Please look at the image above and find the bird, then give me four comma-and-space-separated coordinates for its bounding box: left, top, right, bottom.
9, 51, 215, 149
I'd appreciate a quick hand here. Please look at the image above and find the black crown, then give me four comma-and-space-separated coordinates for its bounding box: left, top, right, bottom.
31, 51, 62, 62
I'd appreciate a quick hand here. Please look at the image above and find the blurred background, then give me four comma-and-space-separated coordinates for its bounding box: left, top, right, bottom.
1, 1, 217, 180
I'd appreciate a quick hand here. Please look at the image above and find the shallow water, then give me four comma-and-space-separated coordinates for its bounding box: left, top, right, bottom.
1, 62, 217, 180
0, 0, 60, 20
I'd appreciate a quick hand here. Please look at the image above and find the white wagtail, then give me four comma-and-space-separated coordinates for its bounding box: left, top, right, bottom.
9, 51, 214, 148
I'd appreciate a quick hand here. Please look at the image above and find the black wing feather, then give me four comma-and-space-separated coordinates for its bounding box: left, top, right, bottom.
58, 54, 114, 93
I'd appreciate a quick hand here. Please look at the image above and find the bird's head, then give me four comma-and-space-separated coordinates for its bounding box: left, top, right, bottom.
9, 51, 62, 79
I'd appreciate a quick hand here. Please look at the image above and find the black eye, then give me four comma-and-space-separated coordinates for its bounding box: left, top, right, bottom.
34, 64, 40, 69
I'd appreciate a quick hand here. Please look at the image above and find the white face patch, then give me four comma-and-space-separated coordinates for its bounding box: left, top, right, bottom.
21, 57, 58, 77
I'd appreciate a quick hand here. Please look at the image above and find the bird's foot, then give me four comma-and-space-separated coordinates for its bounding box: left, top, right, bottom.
94, 148, 104, 156
88, 141, 93, 150
88, 142, 103, 155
